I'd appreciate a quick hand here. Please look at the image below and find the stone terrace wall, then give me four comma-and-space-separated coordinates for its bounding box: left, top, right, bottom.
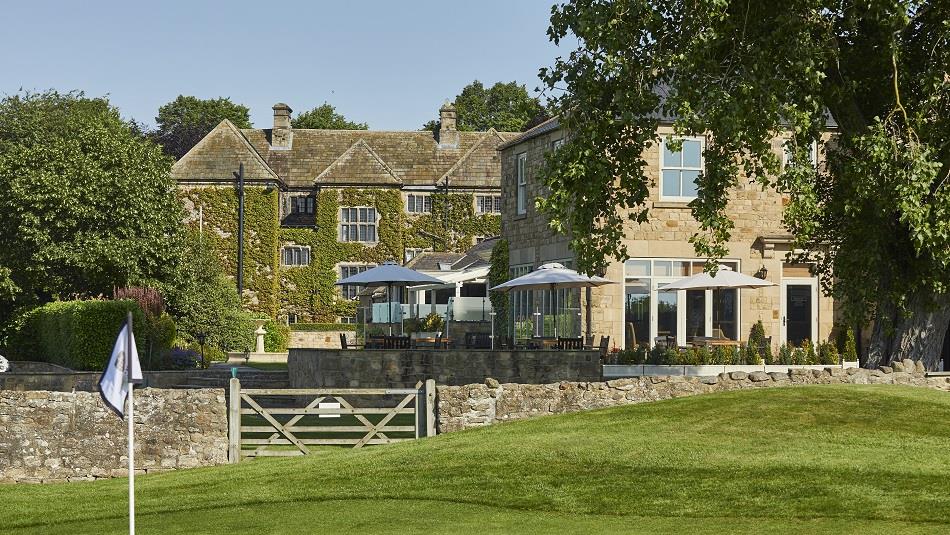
289, 349, 601, 388
0, 388, 228, 483
436, 359, 950, 433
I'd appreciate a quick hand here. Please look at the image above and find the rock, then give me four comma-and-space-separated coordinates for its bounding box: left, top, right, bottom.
902, 359, 916, 372
828, 368, 846, 377
915, 361, 926, 374
748, 371, 770, 382
891, 361, 905, 372
880, 366, 893, 374
767, 372, 789, 382
699, 376, 719, 385
729, 371, 749, 381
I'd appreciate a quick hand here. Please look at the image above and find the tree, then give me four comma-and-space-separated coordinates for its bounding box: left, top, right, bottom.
292, 103, 367, 130
539, 2, 950, 368
153, 95, 251, 159
423, 81, 548, 132
0, 91, 185, 328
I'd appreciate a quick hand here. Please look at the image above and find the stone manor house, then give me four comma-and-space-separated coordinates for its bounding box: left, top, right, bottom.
171, 102, 517, 322
498, 117, 838, 351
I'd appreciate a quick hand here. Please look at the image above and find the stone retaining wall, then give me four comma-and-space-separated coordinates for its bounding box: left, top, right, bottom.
436, 359, 950, 432
0, 388, 228, 483
289, 348, 601, 388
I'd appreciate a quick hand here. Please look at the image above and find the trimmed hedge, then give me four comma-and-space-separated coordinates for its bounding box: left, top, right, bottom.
289, 323, 356, 332
10, 300, 148, 371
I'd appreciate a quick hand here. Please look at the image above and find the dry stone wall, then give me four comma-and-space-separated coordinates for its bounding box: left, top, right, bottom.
0, 388, 227, 483
436, 359, 950, 433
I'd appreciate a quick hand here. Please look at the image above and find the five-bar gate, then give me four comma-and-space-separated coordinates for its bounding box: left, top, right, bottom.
228, 378, 436, 462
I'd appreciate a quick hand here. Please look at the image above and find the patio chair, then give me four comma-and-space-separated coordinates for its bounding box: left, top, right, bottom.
464, 332, 492, 349
384, 336, 411, 349
339, 333, 362, 350
598, 335, 610, 358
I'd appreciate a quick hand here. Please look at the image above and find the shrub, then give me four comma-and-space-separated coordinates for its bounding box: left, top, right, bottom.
818, 341, 840, 365
836, 325, 859, 363
9, 299, 150, 370
262, 318, 289, 352
778, 343, 793, 365
746, 320, 770, 364
421, 312, 445, 333
801, 339, 818, 365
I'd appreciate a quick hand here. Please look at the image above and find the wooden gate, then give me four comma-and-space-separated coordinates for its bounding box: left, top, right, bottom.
227, 379, 436, 462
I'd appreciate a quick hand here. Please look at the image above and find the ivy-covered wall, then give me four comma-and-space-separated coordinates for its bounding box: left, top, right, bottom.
181, 186, 281, 316
183, 186, 500, 323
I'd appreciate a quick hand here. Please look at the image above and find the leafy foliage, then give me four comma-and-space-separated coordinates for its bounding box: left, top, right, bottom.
539, 1, 950, 365
424, 81, 547, 132
153, 95, 251, 159
0, 91, 182, 329
261, 317, 289, 352
291, 103, 367, 130
9, 299, 151, 370
489, 239, 511, 337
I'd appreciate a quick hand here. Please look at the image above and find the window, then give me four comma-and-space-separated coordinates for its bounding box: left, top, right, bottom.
405, 247, 431, 263
476, 195, 501, 214
286, 194, 314, 216
516, 152, 527, 215
660, 137, 703, 201
406, 194, 432, 214
282, 245, 310, 267
507, 263, 580, 339
339, 264, 374, 300
339, 207, 377, 243
623, 258, 740, 348
783, 140, 818, 168
552, 138, 564, 151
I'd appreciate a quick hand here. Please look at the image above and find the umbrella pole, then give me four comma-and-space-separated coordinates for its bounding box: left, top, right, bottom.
387, 283, 393, 336
553, 284, 558, 339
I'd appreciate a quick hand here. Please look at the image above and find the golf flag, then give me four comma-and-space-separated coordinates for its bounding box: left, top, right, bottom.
98, 322, 142, 417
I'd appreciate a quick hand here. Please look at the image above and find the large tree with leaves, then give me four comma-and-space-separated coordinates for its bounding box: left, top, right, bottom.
423, 80, 548, 132
539, 1, 950, 368
292, 103, 367, 130
0, 91, 184, 327
153, 95, 251, 159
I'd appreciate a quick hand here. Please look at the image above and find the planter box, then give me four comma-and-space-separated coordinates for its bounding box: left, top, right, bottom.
603, 364, 644, 378
643, 365, 684, 376
723, 365, 764, 374
684, 365, 726, 376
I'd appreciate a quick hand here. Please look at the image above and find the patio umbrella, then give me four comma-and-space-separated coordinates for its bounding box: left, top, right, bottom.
659, 265, 775, 291
490, 262, 615, 339
336, 261, 445, 335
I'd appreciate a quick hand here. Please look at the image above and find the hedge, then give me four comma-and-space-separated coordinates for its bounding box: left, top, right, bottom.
9, 299, 152, 371
289, 323, 357, 332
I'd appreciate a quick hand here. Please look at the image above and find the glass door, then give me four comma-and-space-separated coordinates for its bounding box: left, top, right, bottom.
781, 279, 818, 347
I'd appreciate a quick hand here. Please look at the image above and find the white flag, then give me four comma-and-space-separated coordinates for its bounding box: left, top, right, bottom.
99, 323, 143, 418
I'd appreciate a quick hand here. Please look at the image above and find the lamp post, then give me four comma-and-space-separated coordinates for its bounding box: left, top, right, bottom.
233, 163, 245, 297
196, 332, 207, 369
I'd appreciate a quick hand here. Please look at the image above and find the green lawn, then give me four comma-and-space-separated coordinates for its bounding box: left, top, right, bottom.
2, 385, 950, 534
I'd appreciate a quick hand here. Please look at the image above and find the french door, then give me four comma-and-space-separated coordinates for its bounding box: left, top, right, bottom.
781, 278, 818, 347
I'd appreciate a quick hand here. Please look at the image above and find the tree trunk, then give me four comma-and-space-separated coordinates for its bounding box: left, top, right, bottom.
867, 293, 950, 371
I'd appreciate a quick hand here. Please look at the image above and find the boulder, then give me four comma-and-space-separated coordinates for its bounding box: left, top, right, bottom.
891, 361, 905, 372
914, 361, 926, 374
880, 366, 893, 374
729, 371, 749, 381
748, 371, 771, 382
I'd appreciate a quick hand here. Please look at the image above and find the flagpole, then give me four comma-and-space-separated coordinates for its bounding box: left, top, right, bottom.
126, 311, 135, 535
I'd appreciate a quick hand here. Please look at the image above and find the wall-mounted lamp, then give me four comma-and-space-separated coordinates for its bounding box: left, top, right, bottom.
754, 266, 769, 280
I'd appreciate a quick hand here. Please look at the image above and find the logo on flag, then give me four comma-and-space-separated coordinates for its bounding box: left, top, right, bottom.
99, 324, 143, 418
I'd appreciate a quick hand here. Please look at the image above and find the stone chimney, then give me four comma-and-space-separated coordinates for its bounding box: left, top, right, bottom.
438, 101, 459, 148
272, 103, 293, 149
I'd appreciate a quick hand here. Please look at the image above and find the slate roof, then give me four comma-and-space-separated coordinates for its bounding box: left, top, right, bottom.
406, 237, 498, 272
404, 252, 466, 271
172, 121, 519, 189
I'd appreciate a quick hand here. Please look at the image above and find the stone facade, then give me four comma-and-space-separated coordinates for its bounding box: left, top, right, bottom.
498, 118, 837, 350
172, 102, 517, 322
0, 388, 228, 483
288, 348, 601, 388
436, 359, 949, 432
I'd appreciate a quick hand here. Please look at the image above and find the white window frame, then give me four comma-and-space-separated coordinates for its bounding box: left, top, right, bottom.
659, 136, 705, 202
516, 152, 527, 215
476, 194, 501, 214
552, 138, 564, 151
782, 139, 819, 169
406, 194, 432, 214
623, 258, 741, 348
339, 263, 375, 301
284, 194, 315, 217
339, 206, 378, 243
281, 245, 311, 267
780, 277, 819, 346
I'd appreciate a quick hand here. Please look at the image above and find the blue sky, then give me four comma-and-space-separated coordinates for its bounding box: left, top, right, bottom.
0, 1, 570, 130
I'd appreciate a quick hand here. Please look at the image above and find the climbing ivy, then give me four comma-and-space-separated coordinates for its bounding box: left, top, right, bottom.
489, 238, 510, 337
181, 186, 280, 316
404, 193, 500, 251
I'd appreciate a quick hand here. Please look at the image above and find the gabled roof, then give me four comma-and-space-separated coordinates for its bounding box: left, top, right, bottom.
171, 120, 278, 182
173, 123, 520, 189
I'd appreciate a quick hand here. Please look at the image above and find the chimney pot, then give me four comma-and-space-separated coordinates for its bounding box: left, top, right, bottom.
272, 103, 293, 149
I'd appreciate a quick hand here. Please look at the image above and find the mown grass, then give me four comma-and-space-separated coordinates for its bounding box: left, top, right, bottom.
2, 385, 949, 534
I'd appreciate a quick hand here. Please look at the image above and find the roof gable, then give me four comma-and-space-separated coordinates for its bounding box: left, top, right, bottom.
315, 139, 403, 185
171, 120, 278, 182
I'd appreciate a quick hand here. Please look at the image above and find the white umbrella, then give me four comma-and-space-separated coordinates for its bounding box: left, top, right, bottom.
335, 261, 444, 335
490, 262, 615, 339
659, 265, 775, 291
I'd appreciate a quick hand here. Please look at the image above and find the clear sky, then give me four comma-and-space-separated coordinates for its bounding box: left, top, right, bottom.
0, 1, 570, 130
